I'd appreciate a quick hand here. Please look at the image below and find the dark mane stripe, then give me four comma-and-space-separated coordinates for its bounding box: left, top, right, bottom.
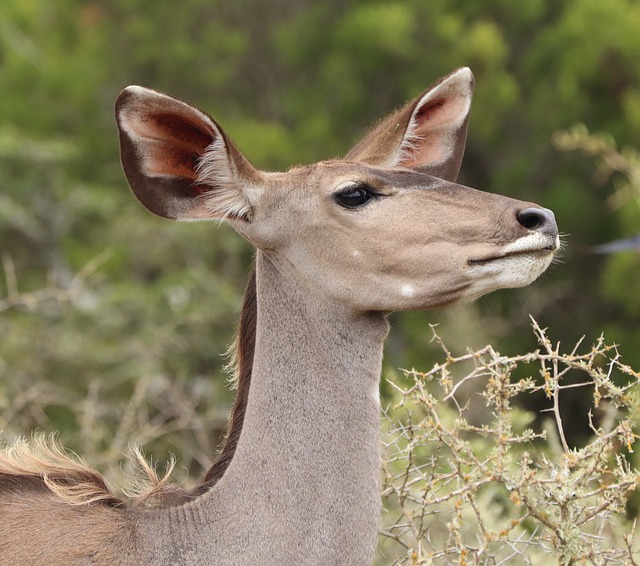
191, 263, 256, 495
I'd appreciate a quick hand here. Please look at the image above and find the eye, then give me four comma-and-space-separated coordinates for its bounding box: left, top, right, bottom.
334, 183, 377, 209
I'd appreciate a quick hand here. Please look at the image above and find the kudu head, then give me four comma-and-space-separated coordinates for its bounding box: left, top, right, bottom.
115, 68, 558, 312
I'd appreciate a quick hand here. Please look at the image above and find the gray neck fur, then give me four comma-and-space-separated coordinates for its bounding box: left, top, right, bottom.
142, 251, 389, 565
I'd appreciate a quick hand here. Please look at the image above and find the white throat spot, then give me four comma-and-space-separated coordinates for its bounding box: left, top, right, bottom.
401, 284, 415, 298
372, 387, 380, 407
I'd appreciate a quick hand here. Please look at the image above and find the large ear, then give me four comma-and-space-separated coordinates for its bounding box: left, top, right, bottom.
115, 86, 260, 221
345, 67, 474, 181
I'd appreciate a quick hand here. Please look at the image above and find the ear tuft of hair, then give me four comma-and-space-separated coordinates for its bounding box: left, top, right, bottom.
195, 137, 254, 222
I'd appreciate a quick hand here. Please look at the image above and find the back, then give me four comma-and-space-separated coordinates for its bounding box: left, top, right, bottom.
0, 474, 147, 566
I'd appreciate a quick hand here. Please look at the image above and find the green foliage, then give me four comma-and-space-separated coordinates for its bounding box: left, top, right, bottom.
554, 125, 640, 367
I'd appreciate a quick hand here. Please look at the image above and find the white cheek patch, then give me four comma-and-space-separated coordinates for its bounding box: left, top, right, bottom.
401, 284, 415, 298
351, 250, 361, 258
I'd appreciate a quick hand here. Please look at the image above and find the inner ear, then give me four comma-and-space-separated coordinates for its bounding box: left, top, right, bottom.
132, 111, 214, 150
128, 111, 214, 181
415, 98, 445, 120
400, 94, 470, 170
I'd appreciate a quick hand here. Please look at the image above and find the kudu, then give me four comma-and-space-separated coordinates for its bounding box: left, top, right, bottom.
0, 68, 558, 565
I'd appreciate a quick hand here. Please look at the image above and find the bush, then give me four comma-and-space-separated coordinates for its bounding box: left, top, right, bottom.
378, 320, 640, 565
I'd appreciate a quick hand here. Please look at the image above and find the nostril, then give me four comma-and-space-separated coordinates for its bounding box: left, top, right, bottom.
516, 207, 558, 239
518, 208, 544, 230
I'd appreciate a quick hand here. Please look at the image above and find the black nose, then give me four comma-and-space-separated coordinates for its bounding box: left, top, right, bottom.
517, 207, 558, 239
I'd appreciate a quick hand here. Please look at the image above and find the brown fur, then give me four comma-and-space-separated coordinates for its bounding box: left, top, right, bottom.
0, 477, 142, 566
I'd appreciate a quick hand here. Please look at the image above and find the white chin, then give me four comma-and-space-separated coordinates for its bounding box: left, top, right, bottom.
469, 252, 555, 296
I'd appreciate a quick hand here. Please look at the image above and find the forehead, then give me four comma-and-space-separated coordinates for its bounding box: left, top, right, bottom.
302, 160, 441, 190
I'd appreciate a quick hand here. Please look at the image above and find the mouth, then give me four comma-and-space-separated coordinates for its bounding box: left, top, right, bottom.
467, 244, 557, 266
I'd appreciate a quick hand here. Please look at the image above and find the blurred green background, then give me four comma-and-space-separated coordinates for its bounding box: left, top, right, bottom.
1, 0, 640, 476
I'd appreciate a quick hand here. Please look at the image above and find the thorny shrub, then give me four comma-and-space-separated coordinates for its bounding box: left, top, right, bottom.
378, 320, 640, 565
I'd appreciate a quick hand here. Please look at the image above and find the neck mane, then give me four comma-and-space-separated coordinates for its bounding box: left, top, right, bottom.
192, 263, 256, 495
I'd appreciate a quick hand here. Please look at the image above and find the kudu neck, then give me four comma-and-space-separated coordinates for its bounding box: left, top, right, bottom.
229, 250, 389, 475
160, 252, 389, 564
251, 250, 389, 391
